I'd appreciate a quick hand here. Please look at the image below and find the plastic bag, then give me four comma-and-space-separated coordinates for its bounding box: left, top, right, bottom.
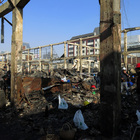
58, 95, 68, 109
61, 77, 67, 82
136, 110, 140, 125
73, 110, 88, 130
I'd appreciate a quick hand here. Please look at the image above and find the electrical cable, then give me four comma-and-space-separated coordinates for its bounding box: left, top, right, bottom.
121, 0, 131, 28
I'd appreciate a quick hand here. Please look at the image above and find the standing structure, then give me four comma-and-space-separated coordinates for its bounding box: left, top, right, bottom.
100, 0, 121, 137
0, 0, 30, 104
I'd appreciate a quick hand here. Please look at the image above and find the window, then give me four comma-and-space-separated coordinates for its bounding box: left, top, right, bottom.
88, 39, 93, 43
69, 52, 74, 55
69, 47, 74, 50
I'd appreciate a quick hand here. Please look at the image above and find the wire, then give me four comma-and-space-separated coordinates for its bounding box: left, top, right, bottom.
121, 0, 131, 28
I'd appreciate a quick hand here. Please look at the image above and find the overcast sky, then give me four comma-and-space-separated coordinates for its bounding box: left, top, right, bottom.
0, 0, 140, 54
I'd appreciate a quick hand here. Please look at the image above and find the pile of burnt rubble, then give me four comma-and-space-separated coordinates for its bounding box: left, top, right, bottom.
0, 69, 140, 140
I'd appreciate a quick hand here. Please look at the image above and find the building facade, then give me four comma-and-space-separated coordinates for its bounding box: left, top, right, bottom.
68, 27, 100, 61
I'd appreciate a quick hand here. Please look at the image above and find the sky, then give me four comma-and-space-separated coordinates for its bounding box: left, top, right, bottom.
0, 0, 140, 54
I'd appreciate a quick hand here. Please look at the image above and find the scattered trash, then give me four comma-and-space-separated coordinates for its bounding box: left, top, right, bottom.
92, 91, 96, 95
136, 110, 140, 125
84, 101, 90, 106
73, 109, 88, 130
58, 94, 68, 109
61, 77, 67, 82
91, 85, 96, 89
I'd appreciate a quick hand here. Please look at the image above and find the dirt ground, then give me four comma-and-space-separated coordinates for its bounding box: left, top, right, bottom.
0, 88, 140, 140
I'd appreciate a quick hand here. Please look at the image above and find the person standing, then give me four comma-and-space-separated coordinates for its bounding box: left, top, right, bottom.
121, 67, 130, 95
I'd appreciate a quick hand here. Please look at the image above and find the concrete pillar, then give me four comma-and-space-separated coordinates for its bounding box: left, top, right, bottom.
124, 32, 127, 69
11, 4, 23, 104
100, 0, 121, 137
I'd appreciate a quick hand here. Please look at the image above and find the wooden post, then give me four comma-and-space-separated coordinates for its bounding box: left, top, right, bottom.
100, 0, 121, 137
64, 42, 67, 69
77, 44, 80, 71
131, 56, 133, 65
136, 55, 138, 64
1, 17, 4, 43
88, 61, 91, 75
21, 47, 23, 74
39, 47, 42, 71
11, 3, 23, 104
80, 38, 82, 74
124, 32, 127, 69
28, 49, 30, 72
7, 53, 8, 71
2, 54, 3, 67
50, 44, 53, 74
88, 47, 91, 75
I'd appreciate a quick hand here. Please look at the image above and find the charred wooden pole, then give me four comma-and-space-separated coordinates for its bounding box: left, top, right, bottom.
100, 0, 121, 137
1, 17, 4, 43
11, 3, 23, 104
0, 0, 30, 104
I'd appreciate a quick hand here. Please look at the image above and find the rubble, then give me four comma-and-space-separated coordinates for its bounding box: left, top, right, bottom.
0, 69, 139, 140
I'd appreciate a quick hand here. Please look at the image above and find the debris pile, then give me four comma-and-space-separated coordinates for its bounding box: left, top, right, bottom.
0, 69, 139, 140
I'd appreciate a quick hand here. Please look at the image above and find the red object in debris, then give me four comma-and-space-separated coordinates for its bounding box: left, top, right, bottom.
136, 63, 140, 69
91, 85, 96, 89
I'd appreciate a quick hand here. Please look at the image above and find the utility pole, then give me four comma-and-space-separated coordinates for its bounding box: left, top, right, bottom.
100, 0, 121, 137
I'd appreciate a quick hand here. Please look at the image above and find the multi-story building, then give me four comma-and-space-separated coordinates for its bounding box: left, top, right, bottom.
68, 27, 100, 61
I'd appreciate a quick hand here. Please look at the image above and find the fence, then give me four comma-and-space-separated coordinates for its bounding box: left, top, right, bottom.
0, 34, 139, 74
17, 35, 100, 74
